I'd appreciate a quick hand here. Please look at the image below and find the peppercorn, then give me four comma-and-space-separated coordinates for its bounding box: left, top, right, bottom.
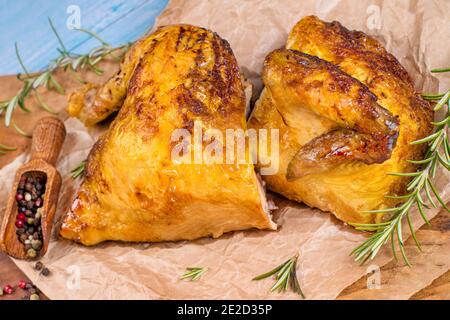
41, 267, 50, 277
18, 280, 27, 289
20, 234, 28, 243
15, 219, 24, 228
27, 248, 37, 258
15, 175, 46, 258
3, 285, 13, 295
30, 293, 40, 300
35, 261, 43, 271
35, 198, 42, 208
31, 240, 42, 251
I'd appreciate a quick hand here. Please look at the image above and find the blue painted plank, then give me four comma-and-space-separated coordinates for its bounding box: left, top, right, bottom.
0, 0, 168, 75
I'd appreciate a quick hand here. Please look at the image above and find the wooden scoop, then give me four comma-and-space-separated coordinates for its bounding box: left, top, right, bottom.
0, 117, 66, 260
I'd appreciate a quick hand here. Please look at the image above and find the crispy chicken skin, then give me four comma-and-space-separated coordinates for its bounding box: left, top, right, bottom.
67, 32, 161, 126
263, 49, 399, 179
249, 16, 433, 224
61, 25, 275, 245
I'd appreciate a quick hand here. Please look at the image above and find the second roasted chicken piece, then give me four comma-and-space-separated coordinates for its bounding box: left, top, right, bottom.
61, 25, 276, 245
249, 16, 433, 224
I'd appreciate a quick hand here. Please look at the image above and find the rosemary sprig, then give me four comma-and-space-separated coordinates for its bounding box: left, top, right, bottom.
253, 254, 305, 298
180, 267, 208, 281
71, 160, 86, 179
350, 68, 450, 266
0, 18, 130, 139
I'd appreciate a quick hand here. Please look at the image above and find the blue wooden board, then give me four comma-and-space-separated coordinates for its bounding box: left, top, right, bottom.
0, 0, 168, 75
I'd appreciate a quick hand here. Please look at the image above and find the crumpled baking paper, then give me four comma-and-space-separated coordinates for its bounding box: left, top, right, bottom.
0, 0, 449, 299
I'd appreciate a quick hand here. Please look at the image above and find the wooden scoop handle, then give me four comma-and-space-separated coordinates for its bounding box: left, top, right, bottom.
29, 117, 66, 166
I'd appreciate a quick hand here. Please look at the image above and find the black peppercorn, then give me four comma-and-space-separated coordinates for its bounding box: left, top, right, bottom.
41, 267, 50, 277
35, 261, 43, 271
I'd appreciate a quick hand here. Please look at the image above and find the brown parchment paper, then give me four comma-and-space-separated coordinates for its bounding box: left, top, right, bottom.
1, 0, 450, 299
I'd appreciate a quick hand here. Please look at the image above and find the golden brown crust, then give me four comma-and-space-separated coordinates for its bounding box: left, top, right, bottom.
263, 49, 399, 179
61, 24, 275, 245
287, 16, 433, 197
249, 16, 433, 224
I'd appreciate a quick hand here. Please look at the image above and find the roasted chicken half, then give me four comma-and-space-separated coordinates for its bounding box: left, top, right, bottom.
60, 25, 276, 245
249, 16, 433, 224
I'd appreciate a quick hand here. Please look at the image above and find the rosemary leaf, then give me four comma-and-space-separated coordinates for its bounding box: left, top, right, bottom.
421, 93, 444, 100
431, 67, 450, 73
34, 91, 57, 114
253, 254, 305, 298
71, 161, 86, 179
11, 121, 31, 138
0, 144, 17, 151
406, 211, 422, 251
180, 267, 208, 281
252, 259, 288, 280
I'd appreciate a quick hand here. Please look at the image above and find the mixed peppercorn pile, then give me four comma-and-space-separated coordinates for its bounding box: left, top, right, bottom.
0, 262, 50, 300
15, 174, 46, 258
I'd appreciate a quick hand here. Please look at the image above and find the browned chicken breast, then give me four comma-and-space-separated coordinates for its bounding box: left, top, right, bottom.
61, 25, 276, 245
249, 16, 432, 224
